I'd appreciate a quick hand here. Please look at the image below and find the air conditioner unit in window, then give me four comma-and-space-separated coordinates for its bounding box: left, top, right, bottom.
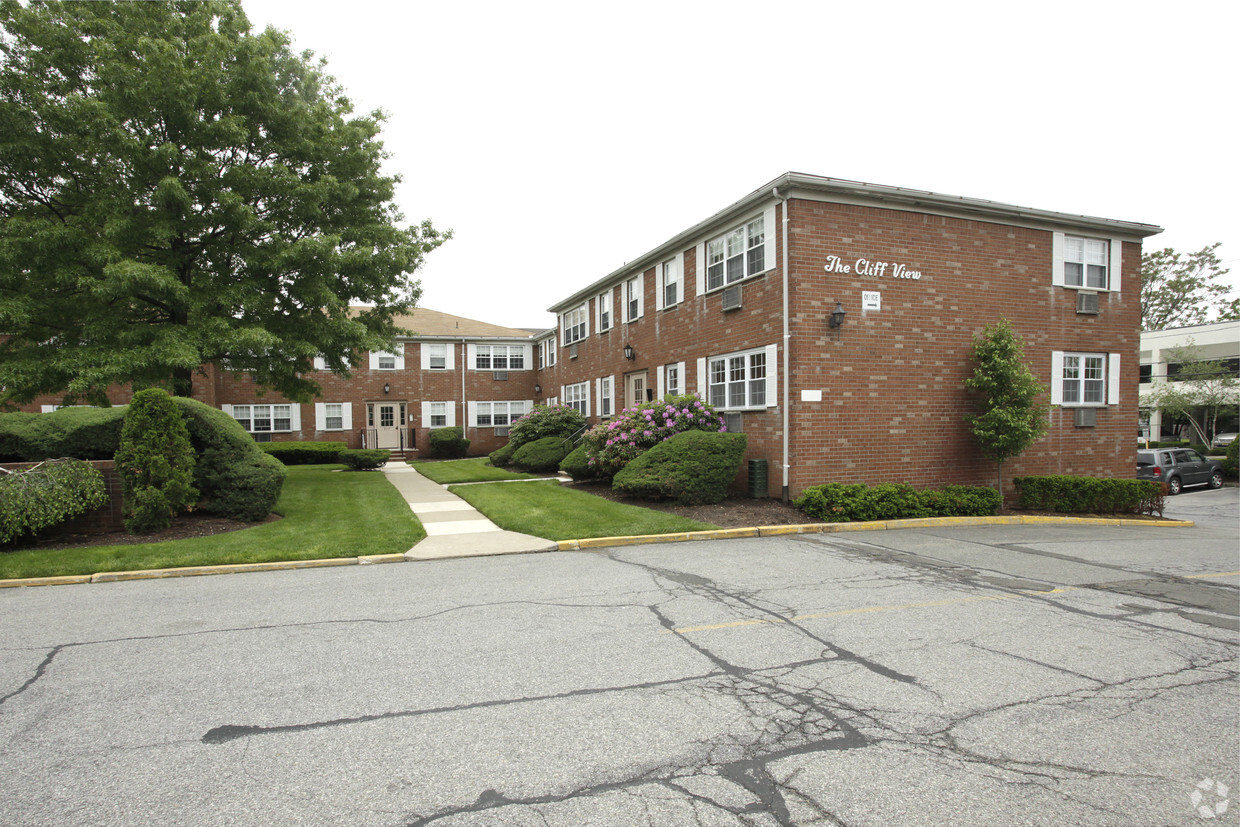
570, 344, 578, 359
721, 285, 742, 312
724, 412, 744, 433
494, 426, 510, 437
1074, 407, 1097, 427
1076, 291, 1100, 315
493, 371, 508, 381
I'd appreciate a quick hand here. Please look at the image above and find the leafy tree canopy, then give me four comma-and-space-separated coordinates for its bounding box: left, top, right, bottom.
963, 317, 1049, 491
1141, 243, 1235, 331
0, 0, 448, 407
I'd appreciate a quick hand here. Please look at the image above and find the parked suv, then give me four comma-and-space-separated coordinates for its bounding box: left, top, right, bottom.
1136, 448, 1224, 495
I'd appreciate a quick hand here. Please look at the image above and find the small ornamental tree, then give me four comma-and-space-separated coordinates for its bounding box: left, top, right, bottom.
115, 389, 199, 533
581, 394, 725, 477
963, 318, 1049, 495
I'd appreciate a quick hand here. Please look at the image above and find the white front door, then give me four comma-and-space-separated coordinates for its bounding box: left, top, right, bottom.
375, 402, 401, 449
625, 371, 648, 409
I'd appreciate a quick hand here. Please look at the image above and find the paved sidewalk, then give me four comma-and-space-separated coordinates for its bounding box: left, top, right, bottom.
380, 462, 557, 561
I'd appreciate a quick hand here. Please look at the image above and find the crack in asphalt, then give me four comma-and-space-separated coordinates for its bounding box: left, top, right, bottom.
0, 645, 63, 708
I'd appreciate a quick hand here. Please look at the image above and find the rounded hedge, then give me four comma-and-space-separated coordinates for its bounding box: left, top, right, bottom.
428, 426, 470, 458
510, 436, 571, 473
115, 389, 199, 533
558, 444, 593, 480
489, 441, 517, 468
612, 430, 748, 505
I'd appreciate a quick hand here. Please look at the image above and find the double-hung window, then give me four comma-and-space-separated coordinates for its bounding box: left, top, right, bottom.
598, 291, 612, 332
473, 401, 528, 427
539, 337, 557, 368
427, 344, 446, 370
229, 404, 294, 434
324, 403, 343, 430
707, 349, 768, 410
564, 382, 590, 417
1054, 233, 1120, 292
662, 258, 680, 307
474, 345, 525, 370
665, 363, 680, 396
599, 376, 614, 418
1052, 351, 1120, 407
563, 305, 588, 345
625, 275, 643, 322
706, 215, 765, 291
429, 402, 447, 427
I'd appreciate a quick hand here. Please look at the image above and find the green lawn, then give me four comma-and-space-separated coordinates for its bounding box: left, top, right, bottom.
412, 457, 542, 484
0, 465, 425, 580
450, 480, 718, 540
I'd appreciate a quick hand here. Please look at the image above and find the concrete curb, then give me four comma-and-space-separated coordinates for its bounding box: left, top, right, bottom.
0, 514, 1193, 589
555, 514, 1195, 551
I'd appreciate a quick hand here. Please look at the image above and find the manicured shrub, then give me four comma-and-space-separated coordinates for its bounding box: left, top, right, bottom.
582, 394, 725, 477
489, 441, 517, 468
507, 404, 587, 451
613, 431, 748, 505
510, 436, 571, 473
1224, 438, 1239, 480
339, 449, 389, 470
0, 407, 126, 461
115, 389, 199, 533
170, 397, 286, 522
428, 426, 470, 458
260, 441, 347, 465
0, 459, 107, 545
1012, 475, 1165, 516
795, 482, 1002, 523
559, 444, 594, 480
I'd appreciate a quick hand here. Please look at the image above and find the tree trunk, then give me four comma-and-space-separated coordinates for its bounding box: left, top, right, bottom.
172, 366, 193, 398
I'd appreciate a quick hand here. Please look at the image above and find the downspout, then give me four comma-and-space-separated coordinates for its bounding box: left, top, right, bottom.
460, 341, 467, 440
774, 187, 791, 503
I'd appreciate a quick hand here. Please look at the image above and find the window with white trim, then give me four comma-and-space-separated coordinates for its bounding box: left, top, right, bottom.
427, 344, 446, 370
377, 353, 396, 370
665, 363, 680, 396
707, 215, 764, 291
563, 305, 588, 345
230, 404, 293, 433
429, 401, 447, 427
324, 403, 343, 430
564, 381, 589, 417
662, 258, 680, 307
1062, 353, 1105, 405
475, 345, 525, 370
599, 376, 614, 418
709, 350, 766, 409
625, 277, 641, 322
474, 401, 528, 427
1064, 236, 1108, 289
598, 290, 612, 332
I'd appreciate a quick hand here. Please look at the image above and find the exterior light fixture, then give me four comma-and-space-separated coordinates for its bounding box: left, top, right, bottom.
534, 384, 542, 395
383, 383, 390, 394
623, 344, 635, 360
828, 301, 846, 337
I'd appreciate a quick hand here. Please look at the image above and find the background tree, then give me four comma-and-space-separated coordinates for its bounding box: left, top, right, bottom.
963, 318, 1050, 493
1141, 244, 1235, 331
0, 0, 447, 408
1144, 345, 1239, 445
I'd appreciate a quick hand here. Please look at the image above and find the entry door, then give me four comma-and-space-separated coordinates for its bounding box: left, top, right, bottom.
625, 371, 648, 409
375, 402, 401, 449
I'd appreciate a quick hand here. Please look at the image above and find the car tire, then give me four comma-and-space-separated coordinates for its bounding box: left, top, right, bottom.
1209, 471, 1224, 489
1167, 476, 1183, 495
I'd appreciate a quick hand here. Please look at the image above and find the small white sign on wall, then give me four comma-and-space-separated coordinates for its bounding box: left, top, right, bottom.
862, 291, 881, 311
801, 389, 823, 402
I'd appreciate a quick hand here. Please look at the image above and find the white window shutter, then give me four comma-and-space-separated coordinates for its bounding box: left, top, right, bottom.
595, 378, 601, 410
466, 344, 477, 368
560, 385, 565, 403
764, 344, 778, 406
521, 343, 532, 369
394, 346, 406, 371
341, 403, 353, 431
677, 362, 686, 392
467, 401, 478, 427
697, 357, 707, 396
609, 375, 616, 413
1051, 351, 1065, 405
1110, 240, 1123, 293
421, 401, 432, 424
655, 267, 665, 312
446, 404, 456, 428
1107, 354, 1121, 405
220, 404, 233, 417
419, 344, 432, 370
313, 355, 327, 371
695, 242, 706, 296
635, 272, 644, 319
314, 403, 326, 430
289, 405, 302, 431
763, 205, 777, 273
368, 351, 381, 370
657, 365, 665, 397
445, 345, 455, 370
1052, 233, 1066, 287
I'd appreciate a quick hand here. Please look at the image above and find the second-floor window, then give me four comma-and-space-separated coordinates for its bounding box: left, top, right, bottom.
707, 215, 764, 291
563, 305, 587, 345
475, 345, 525, 370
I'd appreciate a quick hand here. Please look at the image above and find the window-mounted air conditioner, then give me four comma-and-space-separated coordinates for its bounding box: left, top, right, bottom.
1074, 407, 1097, 427
724, 412, 743, 433
495, 426, 510, 437
1076, 291, 1100, 315
722, 285, 742, 312
493, 371, 508, 381
570, 345, 579, 359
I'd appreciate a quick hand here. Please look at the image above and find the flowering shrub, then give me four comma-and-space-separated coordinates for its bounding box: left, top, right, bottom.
582, 394, 726, 477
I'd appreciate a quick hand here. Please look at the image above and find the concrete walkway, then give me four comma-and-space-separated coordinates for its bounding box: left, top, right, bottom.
380, 462, 557, 561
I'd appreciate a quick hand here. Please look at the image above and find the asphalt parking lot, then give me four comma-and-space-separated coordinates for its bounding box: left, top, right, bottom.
1, 488, 1237, 826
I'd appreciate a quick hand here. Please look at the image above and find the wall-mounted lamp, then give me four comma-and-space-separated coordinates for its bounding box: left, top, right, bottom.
623, 344, 635, 360
828, 301, 846, 338
534, 384, 542, 395
383, 383, 390, 395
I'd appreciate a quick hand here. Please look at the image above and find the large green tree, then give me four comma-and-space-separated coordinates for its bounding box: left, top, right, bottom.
1145, 345, 1239, 445
1140, 244, 1235, 331
963, 318, 1050, 493
0, 0, 446, 407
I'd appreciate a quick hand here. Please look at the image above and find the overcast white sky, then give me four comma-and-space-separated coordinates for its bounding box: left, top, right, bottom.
244, 0, 1238, 331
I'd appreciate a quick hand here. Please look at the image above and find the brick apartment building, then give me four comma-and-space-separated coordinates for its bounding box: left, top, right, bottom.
25, 173, 1162, 500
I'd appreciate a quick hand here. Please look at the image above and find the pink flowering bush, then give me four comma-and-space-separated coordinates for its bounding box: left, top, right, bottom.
581, 394, 726, 477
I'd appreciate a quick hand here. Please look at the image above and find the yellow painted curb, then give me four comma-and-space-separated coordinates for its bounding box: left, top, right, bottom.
90, 557, 359, 582
358, 554, 406, 565
0, 574, 94, 589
